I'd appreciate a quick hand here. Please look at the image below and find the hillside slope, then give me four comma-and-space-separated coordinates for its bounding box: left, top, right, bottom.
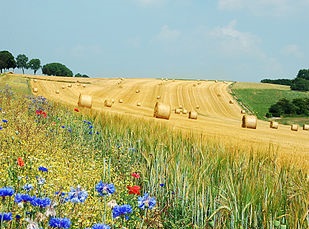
25, 75, 309, 168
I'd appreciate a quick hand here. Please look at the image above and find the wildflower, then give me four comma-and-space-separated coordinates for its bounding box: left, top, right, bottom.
91, 223, 111, 229
15, 214, 21, 220
45, 203, 57, 217
25, 218, 39, 229
30, 196, 51, 208
65, 186, 88, 203
2, 119, 8, 123
38, 166, 48, 172
112, 204, 133, 219
0, 212, 12, 221
14, 193, 34, 203
23, 184, 34, 192
107, 199, 117, 208
74, 108, 79, 112
95, 181, 115, 196
61, 125, 65, 129
127, 185, 141, 195
49, 217, 71, 229
17, 157, 25, 167
160, 183, 165, 187
35, 110, 47, 118
0, 187, 14, 197
131, 172, 140, 179
36, 176, 46, 185
0, 126, 2, 130
138, 193, 156, 210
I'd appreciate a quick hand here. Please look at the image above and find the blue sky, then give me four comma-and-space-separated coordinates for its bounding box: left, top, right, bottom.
1, 0, 309, 82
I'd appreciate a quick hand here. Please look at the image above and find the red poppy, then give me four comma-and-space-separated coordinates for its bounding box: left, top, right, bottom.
127, 185, 141, 195
41, 111, 47, 118
36, 110, 47, 118
131, 172, 140, 179
17, 157, 24, 167
36, 110, 42, 115
74, 108, 80, 112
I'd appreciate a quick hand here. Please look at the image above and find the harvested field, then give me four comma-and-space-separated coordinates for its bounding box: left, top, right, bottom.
25, 75, 309, 169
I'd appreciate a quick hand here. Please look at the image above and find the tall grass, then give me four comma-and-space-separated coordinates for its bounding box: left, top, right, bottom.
0, 75, 308, 228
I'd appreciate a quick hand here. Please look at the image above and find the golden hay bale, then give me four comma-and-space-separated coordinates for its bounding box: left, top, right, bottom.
270, 121, 279, 129
32, 88, 38, 93
303, 124, 309, 130
215, 80, 218, 83
229, 100, 234, 104
193, 84, 196, 87
77, 83, 81, 86
136, 89, 140, 93
82, 84, 86, 88
78, 94, 92, 108
104, 99, 113, 107
153, 102, 171, 120
33, 79, 37, 83
241, 110, 246, 114
196, 105, 200, 109
62, 85, 65, 89
188, 111, 197, 119
137, 102, 141, 106
242, 115, 257, 129
119, 99, 124, 103
68, 84, 72, 88
175, 108, 181, 114
179, 105, 183, 109
182, 109, 188, 114
55, 90, 60, 94
157, 96, 161, 99
291, 124, 298, 131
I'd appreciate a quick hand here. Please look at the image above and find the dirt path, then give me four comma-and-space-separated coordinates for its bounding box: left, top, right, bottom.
27, 75, 309, 170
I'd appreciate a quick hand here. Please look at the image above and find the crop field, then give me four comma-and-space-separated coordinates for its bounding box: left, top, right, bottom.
0, 73, 308, 228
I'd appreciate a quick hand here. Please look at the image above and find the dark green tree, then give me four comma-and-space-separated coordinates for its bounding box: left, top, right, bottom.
0, 50, 16, 73
28, 59, 41, 75
75, 73, 89, 78
16, 54, 28, 74
290, 77, 309, 91
42, 63, 73, 77
296, 69, 309, 80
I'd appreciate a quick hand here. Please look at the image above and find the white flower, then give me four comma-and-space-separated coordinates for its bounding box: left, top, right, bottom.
25, 218, 39, 229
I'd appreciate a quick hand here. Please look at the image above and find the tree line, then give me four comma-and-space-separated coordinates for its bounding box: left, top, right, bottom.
0, 50, 89, 77
261, 69, 309, 91
267, 98, 309, 117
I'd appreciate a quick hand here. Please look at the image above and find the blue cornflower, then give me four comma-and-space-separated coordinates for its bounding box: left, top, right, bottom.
91, 223, 111, 229
15, 214, 21, 220
61, 125, 66, 129
0, 126, 2, 130
23, 184, 34, 192
0, 212, 12, 221
138, 193, 156, 210
95, 181, 115, 196
30, 196, 51, 208
112, 204, 133, 219
0, 187, 14, 197
38, 166, 48, 172
49, 217, 71, 229
2, 119, 8, 123
36, 176, 46, 185
14, 193, 34, 203
65, 186, 88, 203
160, 183, 165, 187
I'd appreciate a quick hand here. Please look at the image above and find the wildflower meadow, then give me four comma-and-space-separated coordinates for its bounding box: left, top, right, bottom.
0, 74, 308, 228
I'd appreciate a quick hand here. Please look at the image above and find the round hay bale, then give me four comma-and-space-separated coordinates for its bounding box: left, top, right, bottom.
157, 96, 161, 99
303, 124, 309, 130
215, 80, 218, 83
119, 99, 124, 103
82, 84, 86, 88
229, 100, 234, 104
182, 109, 188, 114
104, 99, 113, 107
291, 124, 298, 131
62, 85, 65, 89
153, 102, 171, 120
68, 84, 72, 88
32, 88, 38, 93
175, 108, 181, 114
78, 94, 92, 108
188, 111, 197, 119
242, 115, 257, 129
241, 110, 246, 114
179, 105, 183, 109
196, 105, 200, 109
77, 83, 81, 86
137, 102, 141, 106
55, 90, 60, 94
33, 79, 37, 83
136, 89, 140, 93
270, 121, 278, 129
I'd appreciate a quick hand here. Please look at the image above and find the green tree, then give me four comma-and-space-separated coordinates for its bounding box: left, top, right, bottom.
75, 73, 89, 78
296, 69, 309, 80
42, 63, 73, 77
0, 50, 16, 73
28, 59, 41, 75
16, 54, 28, 74
290, 77, 309, 91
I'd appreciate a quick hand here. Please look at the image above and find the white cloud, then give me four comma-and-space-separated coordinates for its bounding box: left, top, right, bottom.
210, 20, 261, 55
155, 25, 181, 42
281, 44, 303, 58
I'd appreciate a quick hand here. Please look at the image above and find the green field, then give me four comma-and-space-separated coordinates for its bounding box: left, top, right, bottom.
231, 82, 309, 124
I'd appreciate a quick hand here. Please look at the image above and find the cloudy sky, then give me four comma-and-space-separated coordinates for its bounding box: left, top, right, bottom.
1, 0, 309, 82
